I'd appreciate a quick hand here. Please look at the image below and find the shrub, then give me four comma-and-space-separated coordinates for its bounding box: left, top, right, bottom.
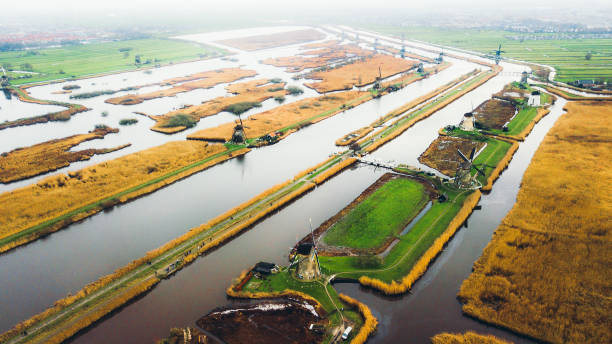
224, 102, 262, 115
101, 111, 109, 117
267, 87, 284, 92
119, 118, 138, 126
161, 114, 197, 128
62, 85, 81, 90
94, 124, 109, 130
274, 95, 285, 103
353, 255, 382, 269
269, 78, 283, 84
287, 86, 304, 95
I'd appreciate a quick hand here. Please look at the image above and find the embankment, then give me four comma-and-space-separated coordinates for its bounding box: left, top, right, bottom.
358, 191, 481, 295
338, 293, 378, 344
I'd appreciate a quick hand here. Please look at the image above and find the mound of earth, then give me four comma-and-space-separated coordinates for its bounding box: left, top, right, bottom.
197, 299, 326, 344
419, 136, 486, 176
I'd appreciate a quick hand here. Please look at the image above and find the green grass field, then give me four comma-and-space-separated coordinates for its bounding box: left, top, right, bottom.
366, 25, 612, 83
1, 38, 225, 85
319, 186, 472, 282
323, 178, 427, 250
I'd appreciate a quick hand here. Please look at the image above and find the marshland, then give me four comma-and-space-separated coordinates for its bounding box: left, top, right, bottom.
1, 2, 610, 343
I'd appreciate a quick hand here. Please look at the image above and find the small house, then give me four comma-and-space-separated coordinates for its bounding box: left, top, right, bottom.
253, 262, 276, 275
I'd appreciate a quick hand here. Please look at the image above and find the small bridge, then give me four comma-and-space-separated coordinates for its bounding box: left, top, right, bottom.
356, 158, 398, 170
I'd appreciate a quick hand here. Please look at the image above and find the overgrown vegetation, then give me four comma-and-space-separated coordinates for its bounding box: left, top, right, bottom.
286, 86, 304, 95
459, 101, 612, 343
119, 118, 138, 125
224, 101, 262, 115
160, 114, 197, 128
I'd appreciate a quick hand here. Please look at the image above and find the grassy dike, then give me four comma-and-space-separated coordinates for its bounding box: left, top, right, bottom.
0, 145, 249, 254
1, 60, 503, 344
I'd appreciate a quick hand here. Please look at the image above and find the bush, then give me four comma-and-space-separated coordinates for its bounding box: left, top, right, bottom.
62, 85, 81, 90
94, 124, 110, 130
119, 118, 138, 126
274, 95, 285, 103
287, 86, 304, 95
269, 78, 283, 83
161, 114, 197, 128
353, 255, 382, 269
70, 90, 116, 99
267, 87, 284, 92
224, 102, 262, 115
101, 111, 109, 117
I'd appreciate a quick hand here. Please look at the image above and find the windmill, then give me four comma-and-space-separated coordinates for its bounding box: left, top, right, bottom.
308, 218, 321, 276
400, 33, 406, 59
434, 51, 444, 64
492, 44, 505, 65
373, 38, 379, 51
0, 66, 9, 88
454, 147, 485, 188
373, 64, 383, 90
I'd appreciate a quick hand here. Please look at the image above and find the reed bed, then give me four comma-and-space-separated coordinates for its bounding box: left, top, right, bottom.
458, 101, 612, 343
338, 293, 378, 344
44, 277, 160, 344
305, 54, 417, 93
431, 331, 512, 344
105, 68, 256, 105
262, 43, 371, 72
215, 29, 325, 51
0, 142, 242, 252
336, 127, 374, 146
0, 127, 126, 183
151, 79, 286, 133
187, 91, 369, 142
312, 158, 357, 185
359, 191, 481, 295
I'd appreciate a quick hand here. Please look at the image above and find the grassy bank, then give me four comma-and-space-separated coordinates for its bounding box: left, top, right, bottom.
1, 38, 225, 85
319, 185, 475, 283
323, 177, 427, 250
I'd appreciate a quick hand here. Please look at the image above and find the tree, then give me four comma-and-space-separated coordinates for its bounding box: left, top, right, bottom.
20, 63, 33, 71
585, 52, 592, 61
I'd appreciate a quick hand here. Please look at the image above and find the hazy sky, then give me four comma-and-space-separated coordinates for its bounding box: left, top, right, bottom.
9, 0, 612, 12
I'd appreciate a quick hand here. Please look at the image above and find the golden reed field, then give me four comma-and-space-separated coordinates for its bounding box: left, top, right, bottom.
0, 127, 128, 183
305, 54, 418, 93
105, 68, 256, 105
187, 90, 370, 141
262, 41, 372, 72
458, 101, 612, 343
0, 141, 232, 241
151, 79, 287, 133
214, 29, 325, 51
431, 331, 511, 344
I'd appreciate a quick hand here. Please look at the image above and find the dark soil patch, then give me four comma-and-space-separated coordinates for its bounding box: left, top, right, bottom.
197, 299, 325, 344
418, 136, 486, 177
472, 99, 516, 130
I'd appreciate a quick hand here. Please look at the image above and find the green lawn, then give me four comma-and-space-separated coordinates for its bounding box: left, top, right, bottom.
1, 38, 225, 85
365, 25, 612, 83
320, 186, 472, 282
323, 178, 428, 250
484, 106, 538, 136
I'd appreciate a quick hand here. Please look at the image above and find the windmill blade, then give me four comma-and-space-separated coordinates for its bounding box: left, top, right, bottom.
473, 165, 486, 176
469, 147, 476, 160
457, 149, 470, 163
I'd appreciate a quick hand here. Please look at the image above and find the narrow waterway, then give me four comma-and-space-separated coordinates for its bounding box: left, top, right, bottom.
0, 52, 478, 331
335, 98, 567, 344
66, 69, 555, 344
0, 27, 554, 344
